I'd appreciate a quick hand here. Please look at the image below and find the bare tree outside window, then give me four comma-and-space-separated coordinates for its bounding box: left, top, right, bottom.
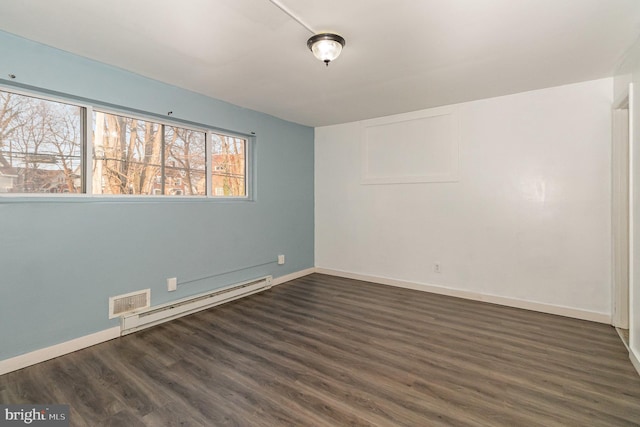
165, 126, 206, 195
211, 133, 246, 197
93, 112, 162, 195
0, 90, 82, 193
0, 89, 250, 198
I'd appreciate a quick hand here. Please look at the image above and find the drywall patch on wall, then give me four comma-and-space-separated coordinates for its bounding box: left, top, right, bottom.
361, 107, 459, 184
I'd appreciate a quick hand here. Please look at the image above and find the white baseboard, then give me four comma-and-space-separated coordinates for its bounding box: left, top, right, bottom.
0, 266, 611, 377
631, 347, 640, 377
273, 267, 316, 286
0, 268, 316, 377
315, 268, 611, 324
616, 327, 631, 352
0, 326, 120, 376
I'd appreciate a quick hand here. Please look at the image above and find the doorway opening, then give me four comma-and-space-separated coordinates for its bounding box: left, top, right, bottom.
612, 87, 631, 348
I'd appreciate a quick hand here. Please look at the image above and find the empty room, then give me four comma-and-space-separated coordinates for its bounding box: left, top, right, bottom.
2, 0, 640, 425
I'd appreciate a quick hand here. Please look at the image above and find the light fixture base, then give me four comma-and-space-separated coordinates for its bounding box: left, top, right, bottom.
307, 33, 346, 66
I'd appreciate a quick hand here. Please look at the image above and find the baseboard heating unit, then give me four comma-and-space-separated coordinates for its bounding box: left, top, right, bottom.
120, 276, 273, 335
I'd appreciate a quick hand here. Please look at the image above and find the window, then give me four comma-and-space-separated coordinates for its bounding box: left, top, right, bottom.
93, 112, 162, 195
165, 126, 205, 195
0, 88, 250, 199
0, 90, 83, 194
93, 112, 207, 197
211, 132, 246, 197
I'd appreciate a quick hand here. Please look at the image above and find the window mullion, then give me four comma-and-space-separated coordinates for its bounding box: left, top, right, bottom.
0, 87, 248, 199
206, 132, 212, 197
161, 124, 166, 195
84, 106, 93, 195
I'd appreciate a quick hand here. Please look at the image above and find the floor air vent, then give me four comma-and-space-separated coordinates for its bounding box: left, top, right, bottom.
120, 276, 272, 335
109, 289, 151, 319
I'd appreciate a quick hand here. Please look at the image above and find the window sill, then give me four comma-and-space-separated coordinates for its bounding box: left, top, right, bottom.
0, 194, 253, 204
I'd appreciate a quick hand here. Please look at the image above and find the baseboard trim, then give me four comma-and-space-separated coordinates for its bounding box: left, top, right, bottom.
273, 267, 316, 286
630, 347, 640, 377
0, 326, 120, 376
616, 327, 631, 352
315, 268, 611, 324
0, 268, 316, 377
0, 267, 610, 376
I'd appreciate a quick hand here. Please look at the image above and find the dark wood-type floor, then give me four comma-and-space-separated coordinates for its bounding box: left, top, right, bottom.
1, 273, 640, 426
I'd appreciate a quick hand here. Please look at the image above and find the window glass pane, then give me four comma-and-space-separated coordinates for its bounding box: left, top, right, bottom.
165, 126, 206, 196
0, 90, 82, 193
211, 133, 246, 197
92, 112, 161, 195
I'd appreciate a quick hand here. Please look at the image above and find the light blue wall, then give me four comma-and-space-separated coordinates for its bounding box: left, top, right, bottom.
0, 30, 314, 360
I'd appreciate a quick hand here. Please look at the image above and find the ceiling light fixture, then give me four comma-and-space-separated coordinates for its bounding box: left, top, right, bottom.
267, 0, 346, 67
307, 33, 346, 66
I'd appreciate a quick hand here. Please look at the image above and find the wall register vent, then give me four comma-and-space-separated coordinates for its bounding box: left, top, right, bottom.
109, 289, 151, 319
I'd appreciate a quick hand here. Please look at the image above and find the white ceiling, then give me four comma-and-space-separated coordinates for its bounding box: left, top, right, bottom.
0, 0, 639, 127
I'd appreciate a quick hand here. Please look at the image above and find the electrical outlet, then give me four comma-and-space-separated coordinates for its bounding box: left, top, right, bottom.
277, 254, 285, 265
434, 263, 441, 273
167, 277, 177, 292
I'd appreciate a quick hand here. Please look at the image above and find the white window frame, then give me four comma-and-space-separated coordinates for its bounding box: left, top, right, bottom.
0, 85, 89, 199
0, 84, 253, 201
208, 130, 251, 199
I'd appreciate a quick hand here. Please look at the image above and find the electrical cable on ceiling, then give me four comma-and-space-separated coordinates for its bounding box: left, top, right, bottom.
266, 0, 315, 34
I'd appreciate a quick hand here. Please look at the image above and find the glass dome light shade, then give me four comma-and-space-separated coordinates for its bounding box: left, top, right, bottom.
307, 33, 346, 65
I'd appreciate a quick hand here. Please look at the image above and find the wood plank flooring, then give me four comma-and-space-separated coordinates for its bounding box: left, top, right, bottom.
1, 273, 640, 426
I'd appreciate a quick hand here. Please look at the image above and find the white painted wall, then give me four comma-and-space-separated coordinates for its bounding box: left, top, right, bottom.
316, 78, 612, 318
615, 37, 640, 373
